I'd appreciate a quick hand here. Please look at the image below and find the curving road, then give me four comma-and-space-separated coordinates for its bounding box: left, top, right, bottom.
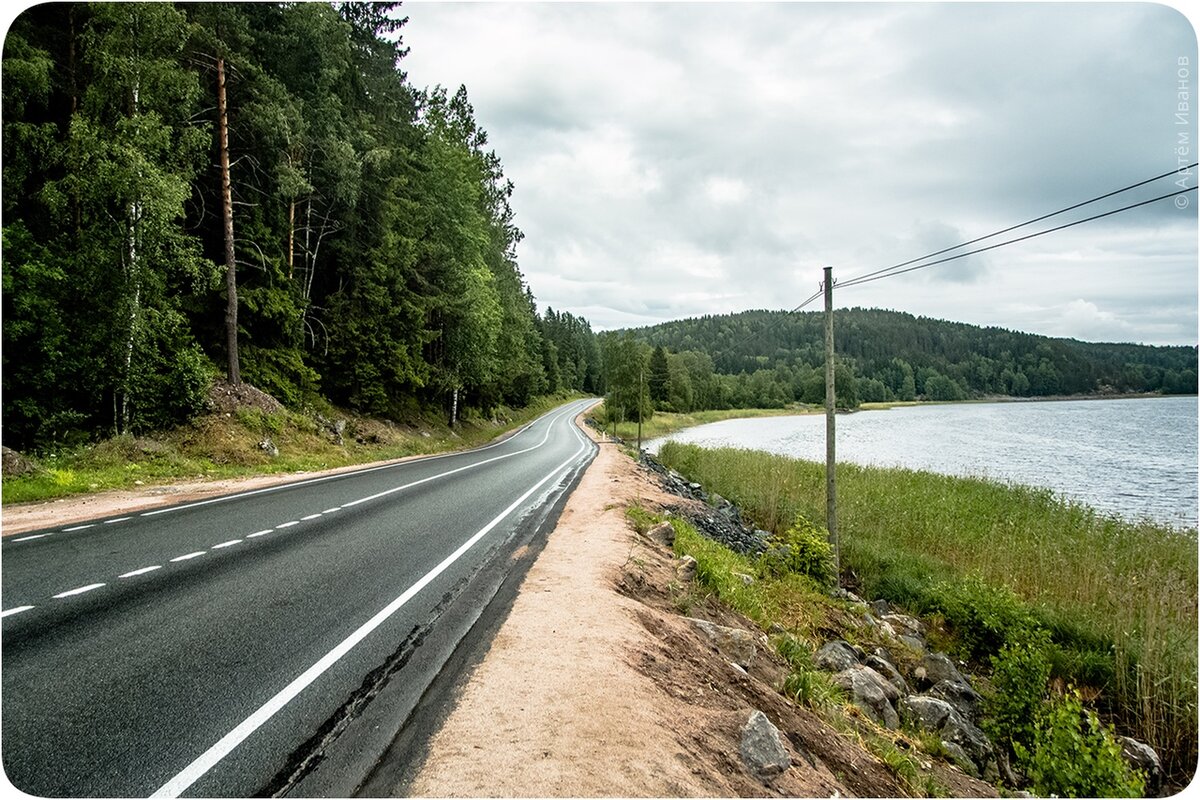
1, 398, 598, 797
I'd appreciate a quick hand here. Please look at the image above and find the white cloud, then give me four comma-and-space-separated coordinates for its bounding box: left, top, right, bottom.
401, 2, 1198, 345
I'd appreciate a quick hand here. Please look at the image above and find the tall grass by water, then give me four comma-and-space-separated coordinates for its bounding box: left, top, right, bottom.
656, 441, 1198, 783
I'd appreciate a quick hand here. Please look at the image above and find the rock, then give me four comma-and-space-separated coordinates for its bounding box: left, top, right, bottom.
733, 572, 755, 586
869, 599, 891, 617
832, 666, 900, 729
687, 618, 758, 669
676, 555, 698, 583
258, 438, 279, 458
900, 696, 993, 774
2, 446, 39, 477
865, 654, 909, 695
1118, 735, 1163, 794
928, 679, 983, 723
940, 740, 979, 777
814, 640, 863, 672
740, 710, 791, 780
913, 652, 967, 689
646, 521, 676, 547
881, 613, 925, 639
900, 695, 954, 732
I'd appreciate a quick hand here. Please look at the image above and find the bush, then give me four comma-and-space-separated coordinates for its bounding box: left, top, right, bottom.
758, 513, 836, 587
985, 630, 1054, 757
1018, 689, 1145, 798
925, 573, 1035, 662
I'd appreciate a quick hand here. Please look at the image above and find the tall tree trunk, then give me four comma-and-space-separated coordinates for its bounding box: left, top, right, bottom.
287, 199, 295, 279
121, 79, 142, 434
217, 56, 240, 384
450, 386, 459, 428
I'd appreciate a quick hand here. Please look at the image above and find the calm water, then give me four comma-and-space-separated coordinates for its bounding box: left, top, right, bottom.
647, 396, 1199, 529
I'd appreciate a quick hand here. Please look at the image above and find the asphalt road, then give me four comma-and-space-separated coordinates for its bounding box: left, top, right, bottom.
1, 398, 598, 797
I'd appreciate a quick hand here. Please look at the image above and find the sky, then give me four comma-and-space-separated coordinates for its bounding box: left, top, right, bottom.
399, 2, 1199, 347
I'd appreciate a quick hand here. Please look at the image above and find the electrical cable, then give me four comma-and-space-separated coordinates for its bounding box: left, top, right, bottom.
841, 163, 1198, 286
839, 185, 1197, 289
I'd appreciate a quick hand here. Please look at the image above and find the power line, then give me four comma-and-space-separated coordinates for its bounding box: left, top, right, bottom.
839, 185, 1197, 289
714, 288, 823, 370
841, 163, 1199, 286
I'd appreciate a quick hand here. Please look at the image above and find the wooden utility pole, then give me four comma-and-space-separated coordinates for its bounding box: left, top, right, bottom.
823, 266, 839, 575
637, 362, 644, 451
217, 55, 240, 385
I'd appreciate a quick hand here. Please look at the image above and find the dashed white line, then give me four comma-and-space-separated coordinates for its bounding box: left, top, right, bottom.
53, 583, 106, 599
247, 530, 272, 538
1, 606, 35, 618
170, 551, 206, 563
103, 517, 132, 525
13, 534, 51, 542
301, 514, 321, 521
276, 521, 299, 529
63, 524, 95, 532
211, 539, 242, 549
322, 508, 340, 514
119, 565, 162, 578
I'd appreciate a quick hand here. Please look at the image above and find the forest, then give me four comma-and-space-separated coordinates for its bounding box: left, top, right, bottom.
2, 2, 601, 454
603, 308, 1198, 416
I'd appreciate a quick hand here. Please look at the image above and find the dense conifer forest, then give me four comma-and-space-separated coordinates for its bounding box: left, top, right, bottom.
2, 2, 600, 453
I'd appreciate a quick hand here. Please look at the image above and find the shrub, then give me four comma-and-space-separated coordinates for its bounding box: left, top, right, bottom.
984, 630, 1054, 757
1018, 689, 1146, 798
758, 513, 836, 587
925, 573, 1035, 662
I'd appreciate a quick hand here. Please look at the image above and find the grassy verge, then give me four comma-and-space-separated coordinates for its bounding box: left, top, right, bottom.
655, 441, 1197, 785
586, 405, 816, 443
3, 393, 583, 505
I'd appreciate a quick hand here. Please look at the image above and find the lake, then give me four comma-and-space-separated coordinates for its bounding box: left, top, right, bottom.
646, 396, 1198, 529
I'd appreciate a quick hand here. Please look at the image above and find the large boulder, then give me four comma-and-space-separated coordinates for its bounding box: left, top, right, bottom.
740, 710, 792, 780
1118, 736, 1163, 795
687, 618, 758, 669
928, 679, 983, 723
813, 640, 864, 672
899, 695, 994, 775
912, 652, 968, 689
833, 666, 900, 729
2, 446, 39, 478
865, 654, 909, 696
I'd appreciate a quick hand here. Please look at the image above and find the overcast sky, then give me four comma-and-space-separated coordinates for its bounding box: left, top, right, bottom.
400, 2, 1197, 346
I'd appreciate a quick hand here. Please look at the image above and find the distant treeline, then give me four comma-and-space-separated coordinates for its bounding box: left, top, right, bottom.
618, 308, 1198, 412
2, 3, 601, 452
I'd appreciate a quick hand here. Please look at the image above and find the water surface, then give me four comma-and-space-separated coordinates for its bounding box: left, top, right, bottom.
647, 396, 1198, 529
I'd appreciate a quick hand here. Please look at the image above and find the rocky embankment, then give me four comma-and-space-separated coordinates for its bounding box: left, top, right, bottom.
632, 444, 1165, 796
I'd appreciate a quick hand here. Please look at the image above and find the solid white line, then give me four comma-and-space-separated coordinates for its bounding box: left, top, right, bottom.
301, 514, 321, 521
63, 524, 94, 532
1, 606, 35, 618
247, 530, 272, 538
103, 517, 132, 524
13, 534, 51, 542
150, 406, 594, 799
211, 540, 242, 549
276, 521, 299, 529
119, 565, 162, 578
53, 583, 105, 599
170, 551, 206, 563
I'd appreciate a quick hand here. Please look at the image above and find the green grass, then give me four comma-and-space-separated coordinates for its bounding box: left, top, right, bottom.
3, 393, 583, 505
655, 441, 1198, 784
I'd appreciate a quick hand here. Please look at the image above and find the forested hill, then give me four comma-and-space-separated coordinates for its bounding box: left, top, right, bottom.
3, 3, 601, 453
624, 307, 1197, 408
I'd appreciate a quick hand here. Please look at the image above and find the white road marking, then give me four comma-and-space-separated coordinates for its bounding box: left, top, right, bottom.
211, 540, 242, 549
301, 514, 321, 521
119, 565, 162, 578
1, 606, 35, 618
53, 583, 105, 599
63, 524, 95, 532
103, 517, 132, 524
276, 521, 299, 529
150, 404, 596, 799
13, 534, 51, 542
247, 530, 272, 538
170, 552, 206, 563
321, 508, 340, 514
